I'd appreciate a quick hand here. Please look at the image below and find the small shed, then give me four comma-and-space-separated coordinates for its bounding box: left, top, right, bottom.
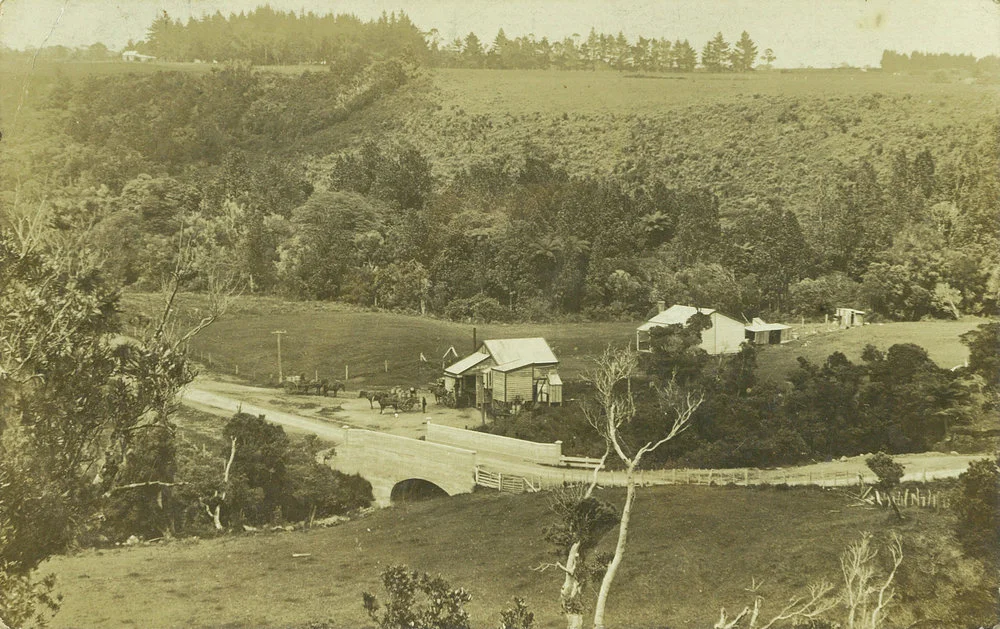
637, 304, 747, 355
835, 307, 865, 329
745, 318, 792, 345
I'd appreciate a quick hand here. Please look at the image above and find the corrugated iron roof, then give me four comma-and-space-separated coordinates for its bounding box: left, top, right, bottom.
547, 372, 563, 386
745, 322, 791, 332
637, 304, 717, 332
444, 352, 490, 376
481, 337, 558, 366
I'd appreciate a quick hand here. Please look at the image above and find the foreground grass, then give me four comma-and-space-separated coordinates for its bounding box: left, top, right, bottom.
43, 485, 988, 628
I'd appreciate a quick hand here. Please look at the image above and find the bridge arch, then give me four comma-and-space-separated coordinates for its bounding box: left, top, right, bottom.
328, 428, 478, 506
390, 478, 450, 502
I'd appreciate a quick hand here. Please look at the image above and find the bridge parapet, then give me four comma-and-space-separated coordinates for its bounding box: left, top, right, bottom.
425, 421, 563, 465
330, 427, 478, 505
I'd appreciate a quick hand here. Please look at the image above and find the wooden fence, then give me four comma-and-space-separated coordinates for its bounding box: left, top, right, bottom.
475, 467, 541, 494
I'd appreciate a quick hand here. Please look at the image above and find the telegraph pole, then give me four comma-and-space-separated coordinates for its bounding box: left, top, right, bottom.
271, 330, 287, 383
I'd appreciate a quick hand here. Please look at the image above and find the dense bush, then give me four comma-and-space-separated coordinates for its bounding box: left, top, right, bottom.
952, 455, 1000, 557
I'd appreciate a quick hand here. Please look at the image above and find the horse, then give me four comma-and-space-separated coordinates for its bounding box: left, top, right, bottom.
327, 380, 345, 397
375, 393, 401, 414
358, 390, 383, 409
428, 383, 448, 403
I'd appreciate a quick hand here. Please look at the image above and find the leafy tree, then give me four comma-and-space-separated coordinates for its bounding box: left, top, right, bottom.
789, 272, 860, 317
866, 452, 905, 520
277, 191, 385, 299
960, 322, 1000, 389
497, 597, 535, 629
0, 231, 212, 624
672, 39, 697, 71
761, 47, 776, 68
701, 32, 730, 72
362, 565, 473, 629
952, 456, 1000, 556
860, 344, 967, 452
639, 312, 712, 386
731, 31, 758, 72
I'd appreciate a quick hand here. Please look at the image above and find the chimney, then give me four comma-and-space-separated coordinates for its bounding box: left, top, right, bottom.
656, 300, 666, 313
472, 327, 477, 353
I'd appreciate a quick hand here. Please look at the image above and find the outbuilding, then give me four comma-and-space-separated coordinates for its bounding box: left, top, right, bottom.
745, 317, 792, 345
835, 307, 865, 329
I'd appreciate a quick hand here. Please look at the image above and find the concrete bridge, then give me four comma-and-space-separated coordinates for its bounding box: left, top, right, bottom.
330, 427, 478, 506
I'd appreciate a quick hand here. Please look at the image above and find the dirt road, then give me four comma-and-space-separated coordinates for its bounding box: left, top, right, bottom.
181, 376, 987, 487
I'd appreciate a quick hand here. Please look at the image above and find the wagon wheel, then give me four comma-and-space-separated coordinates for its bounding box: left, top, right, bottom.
400, 397, 416, 411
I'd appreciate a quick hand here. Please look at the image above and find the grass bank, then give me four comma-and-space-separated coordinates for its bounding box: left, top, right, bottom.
43, 484, 991, 628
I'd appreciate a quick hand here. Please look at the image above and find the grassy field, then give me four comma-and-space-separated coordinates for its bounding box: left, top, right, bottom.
41, 484, 989, 629
753, 318, 982, 382
432, 67, 999, 116
124, 292, 983, 388
125, 293, 638, 386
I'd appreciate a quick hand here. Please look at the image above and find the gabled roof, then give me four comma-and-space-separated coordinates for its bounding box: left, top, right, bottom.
444, 352, 491, 376
547, 372, 563, 386
481, 337, 558, 366
637, 304, 718, 332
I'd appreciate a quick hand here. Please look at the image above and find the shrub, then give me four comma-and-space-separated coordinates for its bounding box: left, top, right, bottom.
952, 455, 1000, 557
362, 565, 472, 629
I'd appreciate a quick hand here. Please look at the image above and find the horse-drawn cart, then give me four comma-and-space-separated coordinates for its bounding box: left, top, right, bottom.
283, 375, 330, 396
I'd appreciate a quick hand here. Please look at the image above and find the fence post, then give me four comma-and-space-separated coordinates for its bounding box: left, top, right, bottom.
744, 469, 749, 485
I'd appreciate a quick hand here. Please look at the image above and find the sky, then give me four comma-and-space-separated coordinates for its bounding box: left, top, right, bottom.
1, 0, 999, 68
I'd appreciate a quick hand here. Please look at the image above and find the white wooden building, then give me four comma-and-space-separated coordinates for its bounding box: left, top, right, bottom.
636, 304, 747, 355
444, 337, 562, 408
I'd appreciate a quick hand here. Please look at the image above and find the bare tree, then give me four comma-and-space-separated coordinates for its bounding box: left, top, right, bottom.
582, 346, 703, 629
200, 437, 238, 530
841, 532, 903, 629
714, 579, 835, 629
715, 531, 903, 629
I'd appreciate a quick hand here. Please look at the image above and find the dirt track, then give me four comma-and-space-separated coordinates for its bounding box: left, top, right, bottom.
181, 375, 988, 487
182, 375, 493, 440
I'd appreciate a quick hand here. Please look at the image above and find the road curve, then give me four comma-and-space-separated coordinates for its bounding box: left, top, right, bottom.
181, 383, 984, 489
181, 385, 348, 442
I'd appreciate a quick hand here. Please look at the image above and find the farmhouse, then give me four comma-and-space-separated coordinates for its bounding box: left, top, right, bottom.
443, 337, 562, 409
121, 50, 157, 62
636, 303, 746, 355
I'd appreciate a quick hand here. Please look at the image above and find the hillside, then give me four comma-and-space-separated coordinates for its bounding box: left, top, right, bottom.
316, 68, 1000, 216
41, 485, 993, 628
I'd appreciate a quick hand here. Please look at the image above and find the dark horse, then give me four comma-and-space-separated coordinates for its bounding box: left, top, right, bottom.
375, 394, 401, 414
359, 390, 400, 414
359, 390, 383, 409
327, 380, 345, 397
